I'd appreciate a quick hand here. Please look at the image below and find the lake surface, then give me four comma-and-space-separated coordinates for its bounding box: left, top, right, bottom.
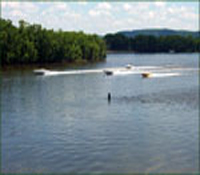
1, 53, 199, 173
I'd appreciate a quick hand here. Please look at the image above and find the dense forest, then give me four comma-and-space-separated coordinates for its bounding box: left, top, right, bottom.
0, 18, 106, 66
104, 33, 200, 53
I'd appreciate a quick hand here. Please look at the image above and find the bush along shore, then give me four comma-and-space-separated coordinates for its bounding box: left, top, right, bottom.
0, 18, 106, 66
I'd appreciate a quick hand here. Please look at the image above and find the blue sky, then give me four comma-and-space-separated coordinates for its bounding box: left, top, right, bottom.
1, 1, 199, 34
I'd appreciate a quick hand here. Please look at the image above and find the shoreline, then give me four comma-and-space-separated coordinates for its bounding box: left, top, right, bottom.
1, 52, 199, 70
107, 50, 136, 54
1, 59, 106, 71
107, 50, 199, 54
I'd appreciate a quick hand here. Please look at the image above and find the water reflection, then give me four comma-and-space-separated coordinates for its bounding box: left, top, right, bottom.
2, 53, 199, 173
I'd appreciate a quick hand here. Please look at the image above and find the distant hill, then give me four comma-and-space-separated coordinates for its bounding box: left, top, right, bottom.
117, 29, 199, 38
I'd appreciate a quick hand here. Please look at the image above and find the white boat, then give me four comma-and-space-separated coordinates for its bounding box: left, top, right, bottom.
125, 64, 133, 69
33, 69, 50, 75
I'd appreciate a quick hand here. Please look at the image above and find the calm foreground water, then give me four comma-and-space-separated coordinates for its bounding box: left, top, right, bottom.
1, 53, 199, 173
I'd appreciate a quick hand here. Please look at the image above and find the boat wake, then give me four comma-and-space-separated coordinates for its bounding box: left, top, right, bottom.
146, 72, 181, 78
33, 65, 198, 78
34, 68, 103, 76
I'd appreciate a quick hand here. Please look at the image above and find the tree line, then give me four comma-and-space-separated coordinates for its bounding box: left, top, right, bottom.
1, 18, 199, 67
104, 33, 200, 53
0, 18, 106, 66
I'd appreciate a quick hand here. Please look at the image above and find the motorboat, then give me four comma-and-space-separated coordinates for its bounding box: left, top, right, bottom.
103, 70, 113, 76
142, 72, 152, 78
33, 69, 50, 75
125, 64, 133, 69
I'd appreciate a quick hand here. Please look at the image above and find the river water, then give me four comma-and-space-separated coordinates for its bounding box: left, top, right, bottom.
1, 53, 199, 173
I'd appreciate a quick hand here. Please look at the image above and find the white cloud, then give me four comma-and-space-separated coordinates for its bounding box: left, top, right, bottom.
122, 2, 198, 32
37, 3, 82, 31
2, 2, 38, 12
165, 5, 198, 21
149, 11, 155, 19
2, 1, 40, 27
88, 10, 98, 17
88, 2, 112, 17
2, 2, 21, 8
41, 3, 69, 16
97, 2, 111, 10
124, 2, 151, 15
10, 10, 25, 18
88, 9, 111, 17
152, 4, 198, 31
168, 7, 174, 14
54, 2, 68, 10
123, 3, 132, 11
154, 1, 166, 7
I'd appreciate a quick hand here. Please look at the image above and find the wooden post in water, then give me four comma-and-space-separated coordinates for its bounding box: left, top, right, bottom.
108, 92, 111, 102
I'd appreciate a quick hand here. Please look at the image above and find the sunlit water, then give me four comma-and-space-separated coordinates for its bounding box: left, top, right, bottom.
1, 53, 199, 173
